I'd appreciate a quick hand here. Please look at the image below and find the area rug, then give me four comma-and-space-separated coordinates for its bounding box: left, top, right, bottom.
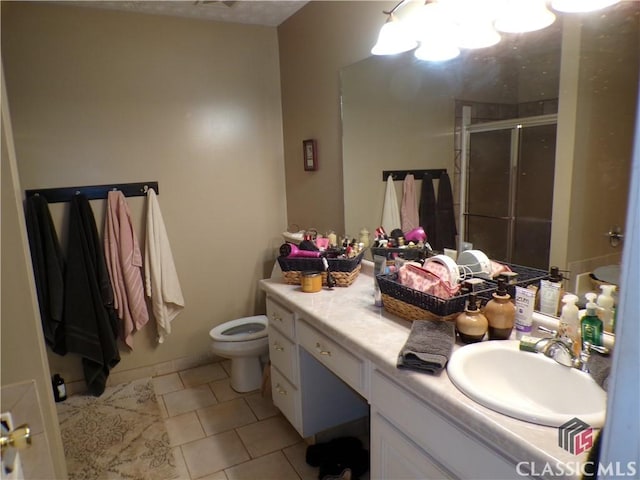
57, 377, 179, 480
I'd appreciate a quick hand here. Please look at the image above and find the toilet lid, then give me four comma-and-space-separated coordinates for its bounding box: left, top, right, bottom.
209, 315, 268, 342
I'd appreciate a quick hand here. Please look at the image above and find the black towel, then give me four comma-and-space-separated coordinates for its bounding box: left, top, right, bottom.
418, 173, 437, 249
434, 172, 457, 251
63, 194, 120, 396
25, 195, 66, 354
397, 320, 455, 374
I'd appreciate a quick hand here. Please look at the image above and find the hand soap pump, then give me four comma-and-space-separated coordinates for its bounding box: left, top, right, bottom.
581, 293, 603, 347
559, 294, 581, 356
484, 278, 515, 340
596, 284, 616, 333
455, 293, 488, 344
539, 266, 564, 316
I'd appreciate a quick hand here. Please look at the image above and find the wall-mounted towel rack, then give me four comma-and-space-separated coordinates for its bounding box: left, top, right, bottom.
382, 169, 447, 182
25, 181, 159, 203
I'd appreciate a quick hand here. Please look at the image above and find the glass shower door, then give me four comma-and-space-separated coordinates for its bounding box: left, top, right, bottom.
463, 117, 556, 269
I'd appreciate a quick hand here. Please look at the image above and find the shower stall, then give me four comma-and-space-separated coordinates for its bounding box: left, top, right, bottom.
459, 107, 558, 270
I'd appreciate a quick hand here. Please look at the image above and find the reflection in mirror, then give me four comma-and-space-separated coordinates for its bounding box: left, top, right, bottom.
341, 3, 638, 290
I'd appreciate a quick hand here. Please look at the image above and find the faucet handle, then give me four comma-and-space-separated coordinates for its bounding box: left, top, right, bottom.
582, 341, 609, 355
537, 325, 558, 337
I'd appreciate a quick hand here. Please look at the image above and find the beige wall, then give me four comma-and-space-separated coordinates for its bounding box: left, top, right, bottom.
278, 1, 393, 236
2, 2, 287, 384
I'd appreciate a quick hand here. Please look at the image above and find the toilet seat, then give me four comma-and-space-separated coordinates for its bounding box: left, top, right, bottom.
209, 315, 268, 342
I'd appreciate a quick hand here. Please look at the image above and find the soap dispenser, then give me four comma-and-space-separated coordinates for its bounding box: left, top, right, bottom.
484, 278, 516, 340
539, 266, 564, 317
596, 284, 616, 333
559, 294, 581, 356
455, 293, 488, 344
581, 293, 603, 347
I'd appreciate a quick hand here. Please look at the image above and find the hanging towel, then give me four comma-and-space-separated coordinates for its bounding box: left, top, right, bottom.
401, 174, 420, 232
381, 175, 401, 233
63, 194, 120, 396
104, 191, 149, 349
419, 173, 437, 248
435, 172, 457, 251
144, 188, 184, 343
25, 195, 66, 355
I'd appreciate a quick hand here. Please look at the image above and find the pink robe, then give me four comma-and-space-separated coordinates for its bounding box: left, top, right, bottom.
104, 191, 149, 348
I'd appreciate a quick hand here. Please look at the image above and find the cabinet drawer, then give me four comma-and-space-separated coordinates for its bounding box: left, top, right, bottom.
371, 370, 517, 480
271, 365, 301, 434
268, 325, 298, 385
266, 297, 295, 339
297, 320, 365, 395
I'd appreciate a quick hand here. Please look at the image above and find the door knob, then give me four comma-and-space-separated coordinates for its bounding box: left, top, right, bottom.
1, 424, 31, 454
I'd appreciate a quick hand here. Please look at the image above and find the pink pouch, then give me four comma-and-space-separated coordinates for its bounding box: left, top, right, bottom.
398, 263, 460, 299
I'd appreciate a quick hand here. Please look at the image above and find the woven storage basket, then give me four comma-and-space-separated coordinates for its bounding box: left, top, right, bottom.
278, 251, 365, 287
376, 272, 495, 322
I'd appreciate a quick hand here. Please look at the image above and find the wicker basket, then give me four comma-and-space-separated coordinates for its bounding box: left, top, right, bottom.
376, 272, 495, 321
278, 251, 365, 287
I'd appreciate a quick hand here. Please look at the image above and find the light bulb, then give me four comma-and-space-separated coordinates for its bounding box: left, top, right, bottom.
371, 14, 418, 56
457, 21, 501, 49
415, 42, 461, 61
495, 0, 556, 33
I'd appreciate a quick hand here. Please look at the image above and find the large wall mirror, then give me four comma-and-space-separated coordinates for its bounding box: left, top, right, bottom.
341, 2, 639, 287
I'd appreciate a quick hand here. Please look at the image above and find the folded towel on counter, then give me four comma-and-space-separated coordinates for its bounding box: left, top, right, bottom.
397, 320, 455, 374
588, 352, 612, 391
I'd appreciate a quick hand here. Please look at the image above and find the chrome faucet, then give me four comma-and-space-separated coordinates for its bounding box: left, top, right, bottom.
532, 326, 609, 371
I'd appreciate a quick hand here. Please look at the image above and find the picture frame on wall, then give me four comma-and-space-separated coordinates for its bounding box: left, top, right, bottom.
303, 139, 318, 171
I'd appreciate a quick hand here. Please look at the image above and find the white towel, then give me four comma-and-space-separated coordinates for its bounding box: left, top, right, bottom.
381, 175, 401, 233
401, 174, 419, 232
144, 188, 184, 343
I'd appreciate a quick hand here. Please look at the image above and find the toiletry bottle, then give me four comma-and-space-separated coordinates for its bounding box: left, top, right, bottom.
484, 278, 516, 340
596, 284, 616, 333
581, 293, 603, 347
52, 374, 67, 402
455, 293, 488, 344
558, 294, 581, 356
539, 266, 564, 316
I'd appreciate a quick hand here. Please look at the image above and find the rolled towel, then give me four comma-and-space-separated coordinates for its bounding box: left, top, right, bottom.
588, 352, 612, 391
397, 320, 455, 374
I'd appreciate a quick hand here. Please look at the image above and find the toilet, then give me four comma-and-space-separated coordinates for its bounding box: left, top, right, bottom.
209, 315, 269, 393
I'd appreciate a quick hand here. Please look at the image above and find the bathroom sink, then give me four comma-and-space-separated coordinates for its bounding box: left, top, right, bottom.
447, 340, 606, 427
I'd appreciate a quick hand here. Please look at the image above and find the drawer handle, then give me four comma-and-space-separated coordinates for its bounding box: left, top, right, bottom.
315, 342, 332, 356
273, 342, 284, 352
275, 383, 287, 395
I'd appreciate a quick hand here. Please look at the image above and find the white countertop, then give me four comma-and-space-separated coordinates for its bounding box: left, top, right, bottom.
260, 260, 595, 476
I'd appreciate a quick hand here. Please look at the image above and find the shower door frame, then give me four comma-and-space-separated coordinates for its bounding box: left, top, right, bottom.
459, 106, 558, 262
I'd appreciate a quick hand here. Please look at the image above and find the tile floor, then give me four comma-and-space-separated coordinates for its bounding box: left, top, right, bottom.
153, 360, 333, 480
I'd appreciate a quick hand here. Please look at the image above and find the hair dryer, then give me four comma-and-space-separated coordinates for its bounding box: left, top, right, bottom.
279, 243, 322, 258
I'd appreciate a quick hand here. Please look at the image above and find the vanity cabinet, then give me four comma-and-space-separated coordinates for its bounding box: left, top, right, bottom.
371, 369, 519, 480
266, 296, 369, 438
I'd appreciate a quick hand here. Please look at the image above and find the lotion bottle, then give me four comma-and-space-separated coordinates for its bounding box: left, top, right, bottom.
484, 278, 516, 340
455, 293, 488, 344
558, 294, 581, 356
581, 293, 603, 347
539, 266, 564, 317
596, 284, 616, 333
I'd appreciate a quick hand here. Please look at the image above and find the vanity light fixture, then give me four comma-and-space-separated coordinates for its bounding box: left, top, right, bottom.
550, 0, 620, 13
370, 0, 418, 56
494, 0, 556, 34
371, 0, 622, 61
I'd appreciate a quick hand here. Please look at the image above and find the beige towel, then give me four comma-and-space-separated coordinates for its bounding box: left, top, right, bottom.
104, 191, 149, 348
144, 188, 185, 343
401, 173, 419, 232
